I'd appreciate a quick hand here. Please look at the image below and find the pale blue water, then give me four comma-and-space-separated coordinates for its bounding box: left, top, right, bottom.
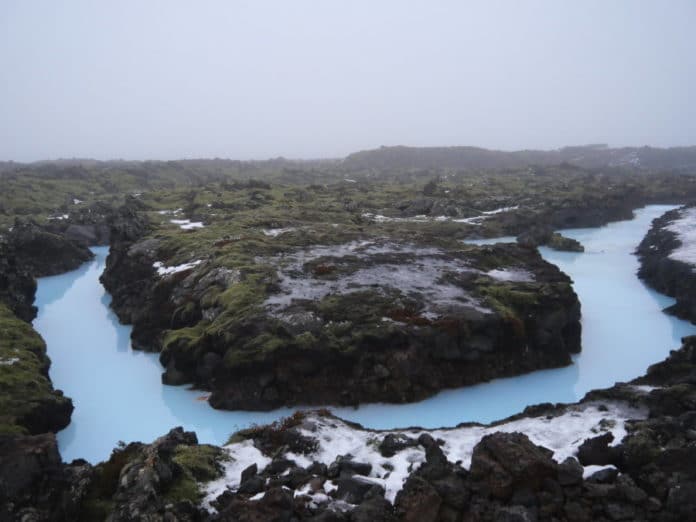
34, 205, 696, 463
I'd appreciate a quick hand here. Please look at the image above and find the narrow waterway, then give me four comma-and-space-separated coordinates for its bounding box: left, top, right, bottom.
34, 205, 696, 463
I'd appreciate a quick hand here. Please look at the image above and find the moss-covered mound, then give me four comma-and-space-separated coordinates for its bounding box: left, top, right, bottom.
0, 304, 73, 435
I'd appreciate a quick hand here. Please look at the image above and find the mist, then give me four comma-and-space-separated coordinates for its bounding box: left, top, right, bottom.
1, 0, 695, 162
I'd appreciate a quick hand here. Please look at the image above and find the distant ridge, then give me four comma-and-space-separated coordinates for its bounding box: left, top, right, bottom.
343, 144, 696, 171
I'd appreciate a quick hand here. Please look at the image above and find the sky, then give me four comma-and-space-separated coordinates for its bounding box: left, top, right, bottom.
1, 0, 695, 161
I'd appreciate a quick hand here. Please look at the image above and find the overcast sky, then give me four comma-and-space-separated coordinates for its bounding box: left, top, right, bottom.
1, 1, 695, 161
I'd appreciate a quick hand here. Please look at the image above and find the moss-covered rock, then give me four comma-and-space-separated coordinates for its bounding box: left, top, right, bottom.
0, 303, 73, 435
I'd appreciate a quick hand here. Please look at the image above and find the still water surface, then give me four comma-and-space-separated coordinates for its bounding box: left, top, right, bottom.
34, 205, 696, 463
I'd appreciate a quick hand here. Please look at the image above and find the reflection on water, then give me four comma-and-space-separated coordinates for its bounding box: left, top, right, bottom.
34, 205, 696, 463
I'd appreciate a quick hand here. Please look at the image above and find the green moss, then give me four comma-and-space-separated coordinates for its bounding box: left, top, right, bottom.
78, 444, 142, 521
216, 277, 267, 311
161, 324, 206, 361
172, 444, 225, 482
293, 331, 318, 350
480, 285, 538, 309
164, 444, 225, 503
0, 303, 69, 434
223, 332, 287, 368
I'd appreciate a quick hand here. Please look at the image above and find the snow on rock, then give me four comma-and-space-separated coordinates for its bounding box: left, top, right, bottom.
263, 240, 489, 316
203, 440, 272, 510
428, 402, 643, 469
361, 213, 431, 223
73, 198, 83, 204
152, 260, 202, 276
486, 268, 535, 282
666, 207, 696, 267
157, 208, 183, 215
170, 219, 205, 230
200, 402, 644, 508
263, 227, 296, 237
482, 205, 519, 215
362, 206, 519, 226
47, 214, 69, 221
582, 464, 617, 479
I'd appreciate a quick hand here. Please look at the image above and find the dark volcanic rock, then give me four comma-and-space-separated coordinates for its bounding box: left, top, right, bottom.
0, 235, 37, 322
102, 226, 582, 411
576, 432, 616, 466
469, 432, 558, 500
8, 219, 94, 277
517, 225, 584, 252
105, 427, 208, 522
0, 433, 89, 522
637, 205, 696, 323
44, 201, 116, 246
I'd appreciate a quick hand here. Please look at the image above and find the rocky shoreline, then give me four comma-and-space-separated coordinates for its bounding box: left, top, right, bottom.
4, 334, 695, 521
636, 205, 696, 323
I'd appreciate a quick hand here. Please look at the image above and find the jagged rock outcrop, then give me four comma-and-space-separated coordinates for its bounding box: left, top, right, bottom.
0, 433, 90, 522
103, 428, 210, 522
44, 201, 116, 246
517, 225, 584, 252
637, 205, 696, 322
0, 236, 37, 322
99, 200, 155, 347
6, 219, 94, 278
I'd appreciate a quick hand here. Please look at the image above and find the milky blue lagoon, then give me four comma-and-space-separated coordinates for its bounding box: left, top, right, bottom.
34, 205, 696, 463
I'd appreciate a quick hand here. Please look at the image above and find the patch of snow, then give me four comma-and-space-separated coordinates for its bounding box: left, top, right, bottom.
263, 240, 489, 317
73, 198, 82, 204
47, 214, 69, 221
203, 440, 273, 510
429, 402, 642, 469
344, 178, 357, 183
288, 402, 643, 503
263, 227, 296, 237
629, 384, 660, 393
582, 464, 617, 479
0, 357, 20, 366
486, 268, 535, 283
170, 219, 205, 230
363, 206, 519, 226
665, 207, 696, 267
157, 208, 183, 215
200, 403, 645, 510
362, 213, 432, 223
482, 205, 519, 215
152, 260, 202, 276
451, 216, 485, 225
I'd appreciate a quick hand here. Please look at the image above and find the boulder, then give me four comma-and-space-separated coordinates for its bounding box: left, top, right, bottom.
469, 432, 558, 500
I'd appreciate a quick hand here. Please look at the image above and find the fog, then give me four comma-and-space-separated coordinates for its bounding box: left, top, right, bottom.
1, 0, 695, 161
